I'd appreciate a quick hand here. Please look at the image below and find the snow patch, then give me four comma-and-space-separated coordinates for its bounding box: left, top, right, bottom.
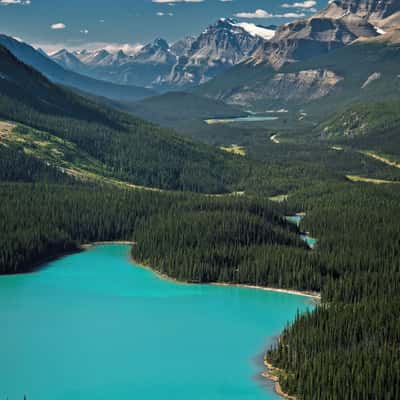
362, 72, 381, 89
231, 22, 275, 40
374, 26, 386, 35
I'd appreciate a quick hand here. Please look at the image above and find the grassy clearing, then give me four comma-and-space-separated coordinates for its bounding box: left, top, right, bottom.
220, 144, 246, 156
0, 121, 15, 142
269, 194, 289, 203
360, 151, 400, 169
2, 123, 164, 192
205, 118, 237, 125
346, 175, 400, 185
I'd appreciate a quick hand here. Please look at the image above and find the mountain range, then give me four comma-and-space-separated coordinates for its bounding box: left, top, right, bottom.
0, 35, 155, 102
49, 19, 276, 90
195, 0, 400, 113
0, 0, 398, 117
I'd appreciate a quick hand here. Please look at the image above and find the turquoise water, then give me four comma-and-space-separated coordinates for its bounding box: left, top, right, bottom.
285, 215, 302, 227
300, 235, 318, 249
205, 116, 278, 124
285, 215, 318, 249
0, 245, 313, 400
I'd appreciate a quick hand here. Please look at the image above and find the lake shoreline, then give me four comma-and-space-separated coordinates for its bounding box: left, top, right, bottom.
129, 256, 320, 300
81, 240, 137, 249
263, 359, 297, 400
13, 241, 316, 400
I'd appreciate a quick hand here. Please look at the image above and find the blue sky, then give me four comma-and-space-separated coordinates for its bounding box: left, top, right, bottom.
0, 0, 328, 52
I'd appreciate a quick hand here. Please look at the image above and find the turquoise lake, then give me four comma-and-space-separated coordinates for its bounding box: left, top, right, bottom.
0, 244, 313, 400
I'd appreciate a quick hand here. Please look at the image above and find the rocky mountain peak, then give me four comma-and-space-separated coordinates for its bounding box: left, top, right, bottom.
321, 0, 400, 21
249, 0, 389, 69
152, 38, 170, 51
170, 36, 196, 57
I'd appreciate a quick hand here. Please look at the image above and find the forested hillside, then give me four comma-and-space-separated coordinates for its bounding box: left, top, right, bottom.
321, 99, 400, 156
0, 44, 249, 194
0, 183, 300, 275
267, 183, 400, 399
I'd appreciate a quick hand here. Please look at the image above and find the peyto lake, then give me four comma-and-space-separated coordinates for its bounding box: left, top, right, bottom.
0, 244, 313, 400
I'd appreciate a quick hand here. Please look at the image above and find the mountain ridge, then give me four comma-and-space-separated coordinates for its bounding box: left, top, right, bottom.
48, 19, 276, 89
0, 35, 155, 102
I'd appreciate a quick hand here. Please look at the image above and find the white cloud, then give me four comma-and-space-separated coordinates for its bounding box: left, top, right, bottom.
282, 1, 317, 9
152, 0, 203, 3
51, 23, 66, 30
156, 11, 174, 16
280, 12, 306, 17
234, 8, 306, 19
234, 9, 273, 18
0, 0, 30, 5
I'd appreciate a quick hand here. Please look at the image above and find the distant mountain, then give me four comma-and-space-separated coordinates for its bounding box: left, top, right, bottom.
49, 19, 275, 90
0, 35, 155, 102
170, 36, 196, 57
52, 39, 177, 89
320, 0, 400, 21
197, 38, 400, 114
196, 0, 400, 110
165, 19, 275, 88
51, 49, 88, 74
250, 0, 400, 69
251, 12, 378, 68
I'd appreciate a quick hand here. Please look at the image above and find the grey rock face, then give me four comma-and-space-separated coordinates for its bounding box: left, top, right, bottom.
251, 14, 378, 68
226, 69, 343, 105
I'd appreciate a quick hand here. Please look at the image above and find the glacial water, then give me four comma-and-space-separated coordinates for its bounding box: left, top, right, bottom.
205, 116, 278, 124
0, 244, 313, 400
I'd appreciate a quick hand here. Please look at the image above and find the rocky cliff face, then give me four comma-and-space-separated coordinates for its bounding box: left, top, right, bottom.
225, 69, 343, 105
165, 19, 273, 87
251, 14, 378, 68
320, 0, 400, 21
198, 0, 400, 107
247, 0, 400, 69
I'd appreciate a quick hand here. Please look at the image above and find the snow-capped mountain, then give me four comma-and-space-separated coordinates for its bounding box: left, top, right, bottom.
49, 19, 275, 89
165, 19, 275, 87
196, 0, 400, 109
51, 49, 88, 74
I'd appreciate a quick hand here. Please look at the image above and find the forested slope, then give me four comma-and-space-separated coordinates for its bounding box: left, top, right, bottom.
0, 183, 301, 275
0, 44, 248, 194
320, 99, 400, 156
267, 183, 400, 399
